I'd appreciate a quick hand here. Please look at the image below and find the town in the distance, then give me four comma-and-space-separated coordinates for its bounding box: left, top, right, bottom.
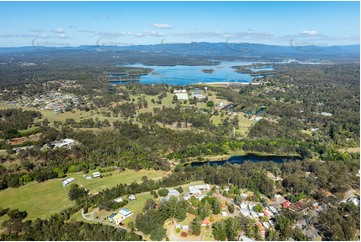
0, 1, 360, 241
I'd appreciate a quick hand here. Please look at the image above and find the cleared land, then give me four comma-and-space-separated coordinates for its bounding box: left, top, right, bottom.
0, 169, 166, 220
72, 169, 167, 194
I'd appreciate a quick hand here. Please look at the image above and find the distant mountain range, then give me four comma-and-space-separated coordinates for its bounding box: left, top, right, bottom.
0, 42, 359, 62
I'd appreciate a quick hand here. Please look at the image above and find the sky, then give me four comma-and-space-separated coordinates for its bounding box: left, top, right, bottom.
0, 1, 359, 47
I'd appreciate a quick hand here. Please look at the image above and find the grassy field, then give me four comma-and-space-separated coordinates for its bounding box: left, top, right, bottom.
0, 179, 74, 221
71, 169, 167, 194
338, 147, 360, 153
0, 169, 166, 221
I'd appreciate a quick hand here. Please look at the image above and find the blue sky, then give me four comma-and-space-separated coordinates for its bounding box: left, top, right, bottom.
0, 1, 359, 47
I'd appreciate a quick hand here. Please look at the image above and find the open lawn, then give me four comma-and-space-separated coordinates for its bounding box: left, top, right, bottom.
338, 147, 360, 153
0, 179, 74, 221
71, 169, 167, 194
0, 169, 166, 221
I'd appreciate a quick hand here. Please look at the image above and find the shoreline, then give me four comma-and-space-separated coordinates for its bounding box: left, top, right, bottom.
191, 81, 262, 86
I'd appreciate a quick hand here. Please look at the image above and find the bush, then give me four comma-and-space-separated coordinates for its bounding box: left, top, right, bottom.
176, 228, 181, 233
158, 188, 169, 197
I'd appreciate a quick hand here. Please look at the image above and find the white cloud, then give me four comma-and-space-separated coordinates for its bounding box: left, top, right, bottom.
136, 30, 165, 38
302, 30, 317, 36
53, 28, 65, 34
29, 29, 46, 33
153, 23, 172, 29
96, 32, 132, 37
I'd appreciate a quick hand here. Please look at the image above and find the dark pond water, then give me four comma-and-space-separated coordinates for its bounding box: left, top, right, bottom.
190, 154, 300, 167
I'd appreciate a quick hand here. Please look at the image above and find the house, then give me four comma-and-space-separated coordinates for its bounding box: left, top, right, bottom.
174, 89, 187, 93
183, 194, 190, 200
114, 197, 123, 203
52, 138, 76, 148
197, 194, 207, 201
269, 220, 275, 227
85, 176, 92, 180
221, 211, 227, 216
175, 224, 181, 229
202, 218, 211, 227
240, 193, 248, 199
62, 177, 75, 187
175, 93, 189, 100
181, 225, 189, 231
128, 194, 136, 200
240, 202, 248, 209
118, 208, 132, 220
168, 189, 180, 197
221, 203, 227, 209
255, 222, 266, 237
262, 222, 271, 230
108, 213, 116, 222
263, 210, 271, 218
347, 197, 360, 206
93, 172, 101, 178
320, 112, 333, 117
282, 200, 291, 208
240, 208, 250, 217
250, 211, 258, 218
113, 214, 124, 224
269, 206, 278, 214
238, 235, 254, 241
188, 184, 210, 195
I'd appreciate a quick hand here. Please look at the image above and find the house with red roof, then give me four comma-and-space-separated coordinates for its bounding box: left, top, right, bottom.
262, 210, 270, 218
282, 200, 291, 208
202, 218, 211, 227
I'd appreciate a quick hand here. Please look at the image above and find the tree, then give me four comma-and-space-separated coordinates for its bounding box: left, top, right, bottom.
143, 198, 156, 212
225, 218, 240, 241
253, 204, 263, 213
212, 220, 227, 241
207, 101, 215, 107
228, 203, 235, 214
293, 226, 307, 241
68, 184, 87, 203
275, 215, 293, 240
150, 226, 166, 241
212, 198, 221, 215
190, 217, 201, 236
158, 188, 169, 197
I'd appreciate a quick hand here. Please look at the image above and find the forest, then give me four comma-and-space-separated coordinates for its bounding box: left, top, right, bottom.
0, 55, 359, 241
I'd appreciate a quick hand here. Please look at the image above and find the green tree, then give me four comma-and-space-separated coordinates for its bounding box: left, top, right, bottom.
212, 198, 221, 215
190, 217, 201, 236
150, 226, 166, 241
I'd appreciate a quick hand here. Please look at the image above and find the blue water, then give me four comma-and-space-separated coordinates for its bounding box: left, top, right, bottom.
191, 154, 300, 167
256, 107, 266, 115
113, 61, 270, 86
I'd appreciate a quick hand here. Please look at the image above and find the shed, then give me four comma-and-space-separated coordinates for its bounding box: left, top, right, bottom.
93, 172, 101, 178
114, 197, 123, 203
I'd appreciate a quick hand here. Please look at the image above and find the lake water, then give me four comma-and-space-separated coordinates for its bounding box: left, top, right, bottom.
112, 61, 270, 86
190, 154, 300, 167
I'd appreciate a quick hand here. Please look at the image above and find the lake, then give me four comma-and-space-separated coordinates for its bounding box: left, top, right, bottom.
190, 154, 300, 167
111, 61, 270, 86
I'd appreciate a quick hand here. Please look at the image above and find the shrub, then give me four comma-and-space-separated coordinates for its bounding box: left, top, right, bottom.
158, 188, 169, 197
